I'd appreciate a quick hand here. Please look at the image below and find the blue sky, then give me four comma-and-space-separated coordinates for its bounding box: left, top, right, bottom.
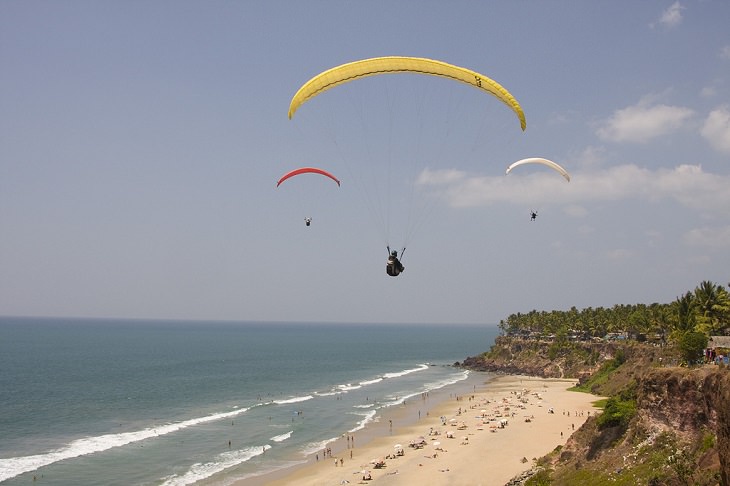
1, 1, 729, 324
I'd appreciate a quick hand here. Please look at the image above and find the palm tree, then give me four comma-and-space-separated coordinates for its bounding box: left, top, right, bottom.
648, 302, 670, 344
693, 281, 730, 335
672, 291, 697, 334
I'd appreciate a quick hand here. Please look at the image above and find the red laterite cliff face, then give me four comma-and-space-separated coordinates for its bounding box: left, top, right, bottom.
460, 338, 730, 484
636, 367, 730, 484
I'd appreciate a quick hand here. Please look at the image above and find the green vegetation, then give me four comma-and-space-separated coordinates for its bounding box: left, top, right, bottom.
677, 331, 708, 364
544, 429, 721, 486
486, 279, 730, 485
498, 280, 729, 359
574, 349, 627, 393
595, 396, 636, 429
591, 398, 608, 409
699, 429, 716, 452
524, 469, 552, 486
594, 380, 637, 429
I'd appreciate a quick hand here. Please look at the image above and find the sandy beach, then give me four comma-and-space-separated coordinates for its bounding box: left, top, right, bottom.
242, 375, 601, 486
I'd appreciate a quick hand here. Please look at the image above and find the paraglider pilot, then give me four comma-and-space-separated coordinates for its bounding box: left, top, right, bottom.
386, 246, 405, 277
304, 217, 312, 227
530, 211, 538, 221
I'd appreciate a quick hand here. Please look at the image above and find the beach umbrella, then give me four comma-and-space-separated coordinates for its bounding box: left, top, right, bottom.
432, 441, 441, 446
394, 444, 403, 449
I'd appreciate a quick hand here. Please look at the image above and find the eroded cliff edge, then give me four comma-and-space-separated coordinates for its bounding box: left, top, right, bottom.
459, 337, 729, 485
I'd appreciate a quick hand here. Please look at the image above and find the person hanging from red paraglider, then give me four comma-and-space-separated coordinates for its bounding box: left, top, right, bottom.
276, 167, 339, 228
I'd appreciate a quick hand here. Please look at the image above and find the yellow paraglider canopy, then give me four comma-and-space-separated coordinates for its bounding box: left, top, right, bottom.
288, 56, 526, 131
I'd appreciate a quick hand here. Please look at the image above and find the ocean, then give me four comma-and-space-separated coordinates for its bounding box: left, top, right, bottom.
0, 317, 499, 485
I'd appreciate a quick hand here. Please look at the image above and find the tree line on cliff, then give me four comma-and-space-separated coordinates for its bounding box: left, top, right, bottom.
497, 280, 729, 363
480, 280, 730, 485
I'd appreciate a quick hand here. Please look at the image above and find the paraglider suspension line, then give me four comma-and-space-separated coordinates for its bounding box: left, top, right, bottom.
387, 246, 406, 261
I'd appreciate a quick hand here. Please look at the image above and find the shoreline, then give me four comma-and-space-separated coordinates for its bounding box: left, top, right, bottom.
239, 370, 486, 486
235, 373, 601, 485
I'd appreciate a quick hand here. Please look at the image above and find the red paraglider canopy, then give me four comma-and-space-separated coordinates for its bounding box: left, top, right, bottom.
276, 167, 341, 187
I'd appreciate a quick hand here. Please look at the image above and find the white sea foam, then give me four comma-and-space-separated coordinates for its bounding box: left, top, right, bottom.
270, 431, 293, 442
383, 370, 470, 410
347, 410, 377, 433
0, 404, 259, 482
358, 377, 383, 385
337, 383, 361, 391
159, 445, 270, 486
1, 317, 496, 486
273, 395, 313, 405
382, 363, 429, 379
301, 437, 340, 456
423, 369, 470, 393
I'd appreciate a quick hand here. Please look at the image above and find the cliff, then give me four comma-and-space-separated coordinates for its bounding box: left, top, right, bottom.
545, 366, 730, 485
460, 337, 730, 485
459, 336, 676, 395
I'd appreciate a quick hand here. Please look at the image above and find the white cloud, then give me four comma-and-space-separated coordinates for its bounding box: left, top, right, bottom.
653, 1, 684, 29
645, 229, 663, 248
683, 226, 730, 248
687, 254, 712, 265
417, 164, 730, 211
700, 85, 717, 98
415, 168, 467, 185
577, 225, 595, 235
596, 101, 694, 143
721, 45, 730, 60
564, 205, 589, 218
547, 110, 577, 125
700, 105, 730, 154
569, 145, 606, 169
606, 248, 635, 260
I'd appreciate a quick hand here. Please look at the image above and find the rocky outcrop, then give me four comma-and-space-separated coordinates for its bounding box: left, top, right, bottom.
458, 336, 595, 378
459, 336, 668, 382
503, 466, 543, 486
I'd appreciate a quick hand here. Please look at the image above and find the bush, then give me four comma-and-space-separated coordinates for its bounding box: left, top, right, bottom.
700, 430, 716, 452
596, 396, 636, 429
677, 332, 708, 365
525, 469, 552, 486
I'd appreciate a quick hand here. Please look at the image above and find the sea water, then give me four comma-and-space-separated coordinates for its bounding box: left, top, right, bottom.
0, 317, 498, 485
